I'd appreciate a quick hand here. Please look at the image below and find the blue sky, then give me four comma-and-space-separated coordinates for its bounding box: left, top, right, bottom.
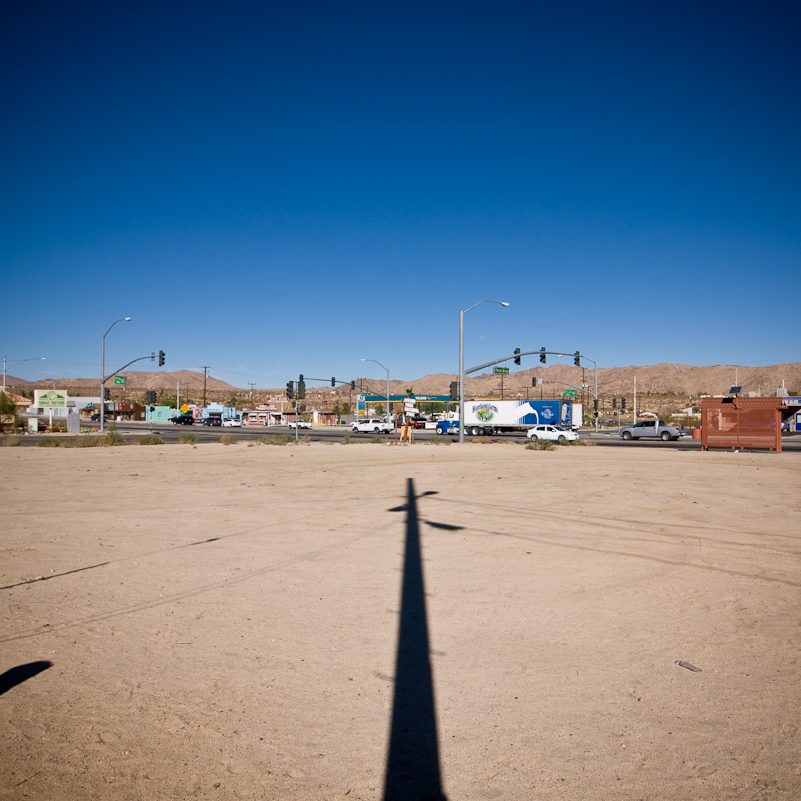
2, 1, 799, 388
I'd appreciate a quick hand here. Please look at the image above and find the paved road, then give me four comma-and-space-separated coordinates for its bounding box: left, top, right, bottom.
11, 421, 801, 453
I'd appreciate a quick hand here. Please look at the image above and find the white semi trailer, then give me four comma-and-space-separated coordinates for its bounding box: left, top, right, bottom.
436, 399, 583, 436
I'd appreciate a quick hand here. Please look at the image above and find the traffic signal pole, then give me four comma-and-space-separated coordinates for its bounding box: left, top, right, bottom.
101, 352, 165, 429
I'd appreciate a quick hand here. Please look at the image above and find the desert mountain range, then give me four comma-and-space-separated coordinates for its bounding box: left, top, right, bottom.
7, 362, 800, 399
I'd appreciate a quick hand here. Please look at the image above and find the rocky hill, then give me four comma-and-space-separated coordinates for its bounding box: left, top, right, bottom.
16, 370, 236, 393
7, 363, 799, 417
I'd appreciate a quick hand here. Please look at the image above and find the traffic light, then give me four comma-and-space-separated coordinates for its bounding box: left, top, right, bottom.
532, 377, 537, 387
621, 396, 626, 410
104, 388, 110, 400
158, 350, 165, 367
286, 381, 294, 399
449, 381, 458, 401
540, 347, 546, 364
514, 348, 521, 366
297, 380, 306, 399
612, 397, 617, 409
573, 351, 581, 366
350, 381, 355, 391
145, 390, 156, 405
593, 399, 598, 413
331, 377, 336, 387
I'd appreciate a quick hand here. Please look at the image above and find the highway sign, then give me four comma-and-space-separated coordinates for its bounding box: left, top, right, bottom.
563, 389, 577, 397
113, 375, 126, 385
494, 366, 510, 374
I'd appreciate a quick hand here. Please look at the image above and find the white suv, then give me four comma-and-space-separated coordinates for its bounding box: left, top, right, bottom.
352, 418, 392, 433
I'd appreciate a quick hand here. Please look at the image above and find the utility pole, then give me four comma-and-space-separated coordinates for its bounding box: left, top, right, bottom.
202, 366, 209, 407
248, 382, 255, 397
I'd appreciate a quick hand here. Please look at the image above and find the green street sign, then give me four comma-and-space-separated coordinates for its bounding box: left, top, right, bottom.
494, 366, 510, 374
113, 375, 126, 386
563, 389, 577, 397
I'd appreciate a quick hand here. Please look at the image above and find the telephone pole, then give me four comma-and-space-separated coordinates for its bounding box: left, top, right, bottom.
202, 366, 210, 406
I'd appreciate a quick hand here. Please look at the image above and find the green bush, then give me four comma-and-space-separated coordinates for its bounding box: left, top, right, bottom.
72, 435, 101, 447
103, 431, 124, 446
526, 439, 557, 451
220, 433, 239, 445
137, 434, 164, 445
179, 432, 197, 445
340, 434, 351, 445
271, 433, 293, 445
370, 435, 384, 444
38, 438, 65, 448
428, 436, 451, 445
3, 434, 21, 447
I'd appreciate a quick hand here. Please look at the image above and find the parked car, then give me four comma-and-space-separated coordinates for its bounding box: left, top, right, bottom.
352, 418, 392, 433
201, 416, 223, 426
221, 417, 242, 427
169, 414, 194, 425
620, 420, 685, 441
288, 421, 311, 429
90, 413, 100, 422
411, 417, 428, 429
526, 425, 579, 444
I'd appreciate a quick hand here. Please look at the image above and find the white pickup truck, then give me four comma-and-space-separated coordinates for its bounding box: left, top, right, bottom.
620, 420, 686, 441
352, 418, 392, 434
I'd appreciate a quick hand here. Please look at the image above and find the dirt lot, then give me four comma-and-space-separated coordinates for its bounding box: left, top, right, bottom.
1, 441, 799, 800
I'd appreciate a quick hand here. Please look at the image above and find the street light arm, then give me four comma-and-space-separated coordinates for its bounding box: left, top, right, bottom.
462, 299, 509, 315
8, 356, 46, 370
360, 358, 391, 421
103, 317, 132, 338
2, 356, 46, 393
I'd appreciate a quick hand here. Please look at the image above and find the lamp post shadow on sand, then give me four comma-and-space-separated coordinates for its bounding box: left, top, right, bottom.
382, 478, 448, 801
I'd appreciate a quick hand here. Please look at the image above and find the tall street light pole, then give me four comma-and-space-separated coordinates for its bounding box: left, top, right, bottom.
360, 358, 391, 423
100, 317, 132, 434
459, 300, 509, 443
3, 356, 46, 393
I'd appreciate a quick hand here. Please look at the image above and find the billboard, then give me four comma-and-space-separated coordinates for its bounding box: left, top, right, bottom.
34, 389, 67, 408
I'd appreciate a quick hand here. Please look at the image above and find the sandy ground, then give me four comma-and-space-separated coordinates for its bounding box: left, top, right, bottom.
1, 440, 799, 800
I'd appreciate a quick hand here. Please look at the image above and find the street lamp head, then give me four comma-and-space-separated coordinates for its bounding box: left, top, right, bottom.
124, 317, 132, 321
500, 302, 510, 307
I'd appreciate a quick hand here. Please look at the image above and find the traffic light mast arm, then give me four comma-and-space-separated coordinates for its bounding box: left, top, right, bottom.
466, 350, 574, 375
299, 377, 374, 392
103, 353, 164, 384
